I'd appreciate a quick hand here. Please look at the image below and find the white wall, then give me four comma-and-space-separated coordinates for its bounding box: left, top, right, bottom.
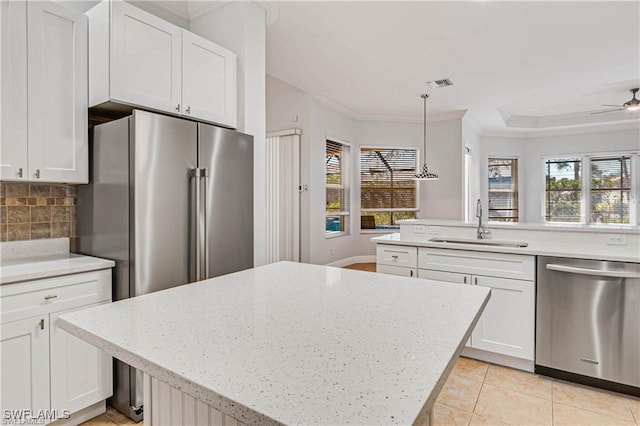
477, 128, 639, 223
462, 114, 481, 222
418, 118, 465, 220
266, 76, 466, 264
307, 99, 359, 265
266, 75, 312, 261
190, 3, 267, 266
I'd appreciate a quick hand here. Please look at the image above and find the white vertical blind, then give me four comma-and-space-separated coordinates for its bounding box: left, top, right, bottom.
266, 131, 301, 263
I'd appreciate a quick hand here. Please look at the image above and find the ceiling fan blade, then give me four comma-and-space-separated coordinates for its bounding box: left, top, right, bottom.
601, 104, 624, 107
591, 108, 625, 115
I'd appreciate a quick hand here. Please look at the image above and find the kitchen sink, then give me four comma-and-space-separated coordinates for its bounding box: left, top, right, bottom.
429, 237, 529, 248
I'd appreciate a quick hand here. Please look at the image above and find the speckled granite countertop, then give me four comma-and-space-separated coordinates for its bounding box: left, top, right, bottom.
58, 261, 490, 425
372, 233, 639, 263
1, 250, 115, 285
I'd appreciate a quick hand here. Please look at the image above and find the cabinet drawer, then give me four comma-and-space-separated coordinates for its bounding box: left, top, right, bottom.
377, 245, 418, 268
377, 264, 417, 278
0, 270, 111, 324
418, 269, 470, 284
418, 248, 534, 281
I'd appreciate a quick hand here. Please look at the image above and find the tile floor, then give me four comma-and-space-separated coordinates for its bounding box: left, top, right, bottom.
434, 356, 639, 426
81, 406, 137, 425
82, 262, 640, 425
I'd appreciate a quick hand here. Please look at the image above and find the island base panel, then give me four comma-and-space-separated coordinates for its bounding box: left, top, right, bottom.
143, 373, 246, 426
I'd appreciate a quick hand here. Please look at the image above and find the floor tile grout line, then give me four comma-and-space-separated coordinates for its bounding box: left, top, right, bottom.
552, 401, 638, 425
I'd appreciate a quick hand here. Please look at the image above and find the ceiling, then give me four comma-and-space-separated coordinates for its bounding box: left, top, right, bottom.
123, 1, 640, 134
262, 1, 640, 134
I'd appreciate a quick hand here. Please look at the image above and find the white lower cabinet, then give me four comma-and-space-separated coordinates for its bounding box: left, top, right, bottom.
0, 270, 113, 424
417, 248, 535, 362
376, 244, 418, 277
471, 275, 534, 359
1, 316, 50, 412
50, 304, 113, 413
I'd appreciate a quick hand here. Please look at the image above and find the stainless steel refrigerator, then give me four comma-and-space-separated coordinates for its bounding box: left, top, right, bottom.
77, 110, 253, 421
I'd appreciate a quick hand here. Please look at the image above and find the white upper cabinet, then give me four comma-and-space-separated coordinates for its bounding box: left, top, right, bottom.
109, 1, 182, 114
182, 31, 237, 126
0, 0, 88, 183
89, 0, 238, 128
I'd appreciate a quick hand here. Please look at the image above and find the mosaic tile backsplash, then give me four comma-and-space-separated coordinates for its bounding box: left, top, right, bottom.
0, 182, 77, 246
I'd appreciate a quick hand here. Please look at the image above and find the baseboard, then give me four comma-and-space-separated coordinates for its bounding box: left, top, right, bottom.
51, 400, 106, 426
325, 255, 376, 268
462, 347, 534, 372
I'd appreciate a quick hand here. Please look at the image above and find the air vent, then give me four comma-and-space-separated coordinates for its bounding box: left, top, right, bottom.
426, 78, 453, 89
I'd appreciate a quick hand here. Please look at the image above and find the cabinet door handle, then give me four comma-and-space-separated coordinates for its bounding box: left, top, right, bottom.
35, 169, 40, 179
39, 319, 45, 330
176, 104, 181, 112
17, 167, 23, 178
44, 294, 58, 300
410, 270, 414, 277
474, 277, 478, 285
463, 276, 467, 284
186, 106, 191, 114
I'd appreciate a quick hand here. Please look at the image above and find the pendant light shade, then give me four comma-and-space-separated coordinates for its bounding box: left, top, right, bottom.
415, 93, 439, 181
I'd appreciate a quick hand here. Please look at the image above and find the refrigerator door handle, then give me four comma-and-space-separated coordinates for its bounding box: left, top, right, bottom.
201, 168, 210, 280
190, 168, 202, 281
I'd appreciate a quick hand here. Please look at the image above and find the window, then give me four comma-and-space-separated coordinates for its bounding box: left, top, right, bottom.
360, 147, 418, 229
545, 158, 582, 222
590, 156, 631, 223
488, 158, 518, 222
326, 139, 350, 236
544, 154, 637, 224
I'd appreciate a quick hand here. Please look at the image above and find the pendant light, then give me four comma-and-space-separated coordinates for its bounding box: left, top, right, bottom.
415, 93, 439, 181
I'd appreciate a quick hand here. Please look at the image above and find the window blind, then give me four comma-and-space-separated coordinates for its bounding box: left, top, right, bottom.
590, 156, 631, 224
545, 158, 582, 222
488, 158, 518, 222
360, 148, 417, 210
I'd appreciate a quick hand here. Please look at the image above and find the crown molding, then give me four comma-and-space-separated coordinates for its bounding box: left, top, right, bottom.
500, 107, 640, 129
480, 120, 640, 139
312, 95, 466, 123
151, 1, 278, 22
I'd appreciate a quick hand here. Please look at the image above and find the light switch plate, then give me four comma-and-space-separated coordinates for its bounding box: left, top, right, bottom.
414, 225, 426, 234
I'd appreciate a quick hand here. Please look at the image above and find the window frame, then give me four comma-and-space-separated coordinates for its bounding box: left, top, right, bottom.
541, 151, 639, 225
358, 145, 420, 233
487, 157, 519, 223
325, 138, 351, 238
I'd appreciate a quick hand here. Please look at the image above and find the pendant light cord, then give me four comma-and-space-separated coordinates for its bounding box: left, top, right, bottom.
422, 93, 429, 164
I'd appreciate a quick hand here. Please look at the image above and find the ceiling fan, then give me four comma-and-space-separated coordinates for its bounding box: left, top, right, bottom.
591, 88, 640, 115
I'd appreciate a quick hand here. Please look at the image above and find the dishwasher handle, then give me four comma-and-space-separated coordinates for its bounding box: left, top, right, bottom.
546, 263, 640, 279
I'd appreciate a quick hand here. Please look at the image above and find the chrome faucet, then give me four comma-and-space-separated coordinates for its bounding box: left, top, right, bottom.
476, 199, 490, 239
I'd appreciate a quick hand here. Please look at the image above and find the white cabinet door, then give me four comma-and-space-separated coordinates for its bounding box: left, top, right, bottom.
50, 304, 113, 413
0, 0, 28, 181
182, 30, 237, 127
110, 1, 182, 115
471, 275, 534, 360
26, 1, 88, 183
418, 269, 472, 347
1, 316, 50, 414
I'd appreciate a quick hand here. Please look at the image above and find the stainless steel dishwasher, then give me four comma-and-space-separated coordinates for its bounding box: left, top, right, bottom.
536, 256, 640, 395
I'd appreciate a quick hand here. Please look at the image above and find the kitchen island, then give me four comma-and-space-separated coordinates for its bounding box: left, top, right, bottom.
58, 261, 490, 426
